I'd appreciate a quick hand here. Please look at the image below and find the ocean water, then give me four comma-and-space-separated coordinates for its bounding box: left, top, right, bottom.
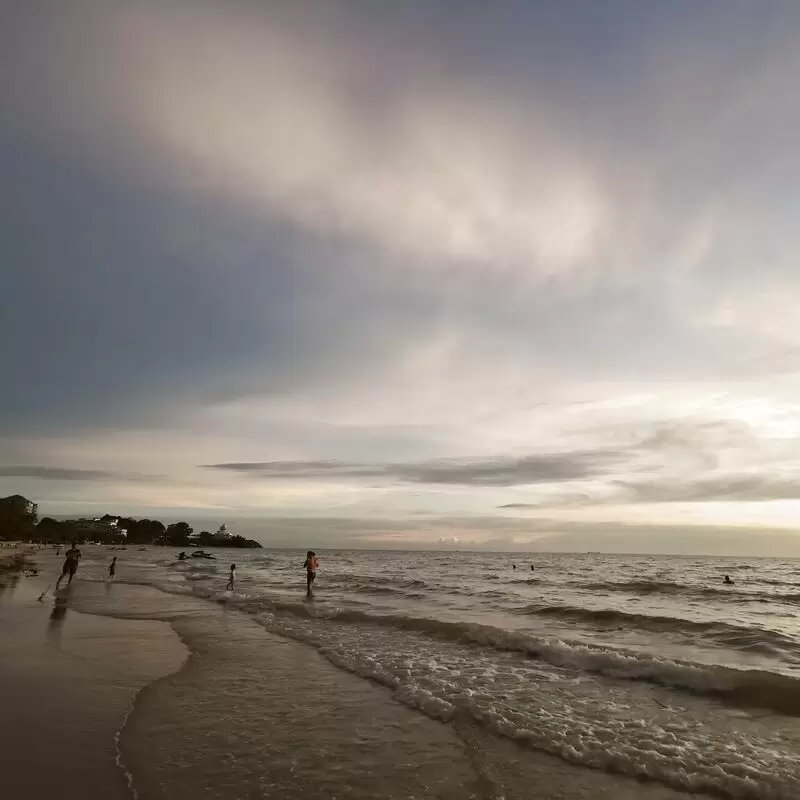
60, 547, 800, 799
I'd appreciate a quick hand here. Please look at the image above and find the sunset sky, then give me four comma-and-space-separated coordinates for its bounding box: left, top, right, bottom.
3, 1, 800, 552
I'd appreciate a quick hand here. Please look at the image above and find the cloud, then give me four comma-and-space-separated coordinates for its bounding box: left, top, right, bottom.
3, 2, 800, 551
499, 473, 800, 508
0, 466, 156, 481
205, 450, 619, 486
614, 473, 800, 504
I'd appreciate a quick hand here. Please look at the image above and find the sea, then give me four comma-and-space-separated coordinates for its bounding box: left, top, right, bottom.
56, 547, 800, 799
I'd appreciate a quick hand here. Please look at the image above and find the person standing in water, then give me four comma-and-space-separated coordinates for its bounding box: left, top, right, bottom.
303, 551, 319, 597
55, 541, 82, 589
226, 563, 236, 590
108, 557, 117, 580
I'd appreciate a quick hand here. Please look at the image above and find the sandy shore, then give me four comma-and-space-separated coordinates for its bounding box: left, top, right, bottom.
0, 567, 187, 800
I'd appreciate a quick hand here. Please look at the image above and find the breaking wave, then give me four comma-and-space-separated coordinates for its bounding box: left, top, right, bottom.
141, 576, 800, 717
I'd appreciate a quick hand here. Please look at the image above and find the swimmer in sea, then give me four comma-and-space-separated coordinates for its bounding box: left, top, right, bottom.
303, 551, 319, 597
723, 574, 734, 585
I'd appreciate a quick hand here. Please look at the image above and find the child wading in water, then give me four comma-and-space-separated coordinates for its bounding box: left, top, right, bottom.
108, 557, 117, 580
303, 551, 319, 597
226, 564, 236, 590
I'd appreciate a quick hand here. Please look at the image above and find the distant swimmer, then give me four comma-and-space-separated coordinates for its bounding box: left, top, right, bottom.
108, 557, 117, 580
723, 575, 734, 585
530, 564, 535, 571
304, 551, 319, 597
512, 564, 517, 570
55, 541, 82, 590
226, 563, 236, 590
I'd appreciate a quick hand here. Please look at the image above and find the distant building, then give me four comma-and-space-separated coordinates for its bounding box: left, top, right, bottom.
69, 517, 127, 537
212, 524, 232, 541
0, 494, 37, 516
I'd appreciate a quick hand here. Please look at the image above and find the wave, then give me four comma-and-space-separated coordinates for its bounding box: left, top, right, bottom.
584, 579, 693, 594
757, 578, 800, 587
139, 576, 800, 719
284, 606, 800, 715
515, 603, 798, 655
582, 579, 800, 604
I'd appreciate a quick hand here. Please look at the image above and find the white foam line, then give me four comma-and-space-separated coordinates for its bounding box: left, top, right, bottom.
114, 692, 141, 800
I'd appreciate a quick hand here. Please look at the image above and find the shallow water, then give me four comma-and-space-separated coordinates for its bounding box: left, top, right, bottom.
52, 547, 800, 798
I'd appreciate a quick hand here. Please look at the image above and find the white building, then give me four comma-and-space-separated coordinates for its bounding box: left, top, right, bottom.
212, 524, 232, 541
70, 517, 126, 537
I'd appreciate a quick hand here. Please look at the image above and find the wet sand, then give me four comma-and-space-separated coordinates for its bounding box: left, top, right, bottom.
2, 561, 696, 800
0, 572, 187, 800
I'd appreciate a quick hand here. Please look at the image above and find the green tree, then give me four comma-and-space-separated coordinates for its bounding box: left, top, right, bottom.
36, 516, 71, 543
165, 521, 193, 547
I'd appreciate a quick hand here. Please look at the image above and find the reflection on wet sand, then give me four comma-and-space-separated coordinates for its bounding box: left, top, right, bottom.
48, 590, 71, 643
0, 573, 21, 603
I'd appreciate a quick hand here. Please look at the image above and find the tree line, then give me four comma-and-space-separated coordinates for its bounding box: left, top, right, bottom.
0, 495, 261, 548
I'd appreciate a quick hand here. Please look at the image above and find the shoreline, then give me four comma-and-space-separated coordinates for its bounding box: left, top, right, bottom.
2, 556, 702, 800
0, 564, 188, 800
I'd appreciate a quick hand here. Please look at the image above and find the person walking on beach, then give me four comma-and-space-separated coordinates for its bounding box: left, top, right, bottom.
226, 563, 236, 590
303, 551, 319, 597
55, 541, 82, 589
108, 557, 117, 580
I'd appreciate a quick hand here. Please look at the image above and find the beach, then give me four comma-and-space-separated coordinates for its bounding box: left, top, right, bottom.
2, 548, 798, 799
0, 562, 186, 799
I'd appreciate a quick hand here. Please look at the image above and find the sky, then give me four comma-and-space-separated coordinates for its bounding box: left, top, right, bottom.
3, 1, 800, 553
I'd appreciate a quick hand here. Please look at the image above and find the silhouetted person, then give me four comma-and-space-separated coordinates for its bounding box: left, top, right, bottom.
55, 542, 81, 589
226, 563, 236, 590
108, 557, 117, 580
304, 551, 319, 597
512, 564, 516, 570
530, 564, 535, 571
723, 575, 734, 585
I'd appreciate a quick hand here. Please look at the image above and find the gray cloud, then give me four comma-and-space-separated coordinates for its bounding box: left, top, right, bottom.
614, 474, 800, 504
0, 466, 156, 481
205, 450, 619, 486
3, 0, 800, 441
498, 472, 800, 509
